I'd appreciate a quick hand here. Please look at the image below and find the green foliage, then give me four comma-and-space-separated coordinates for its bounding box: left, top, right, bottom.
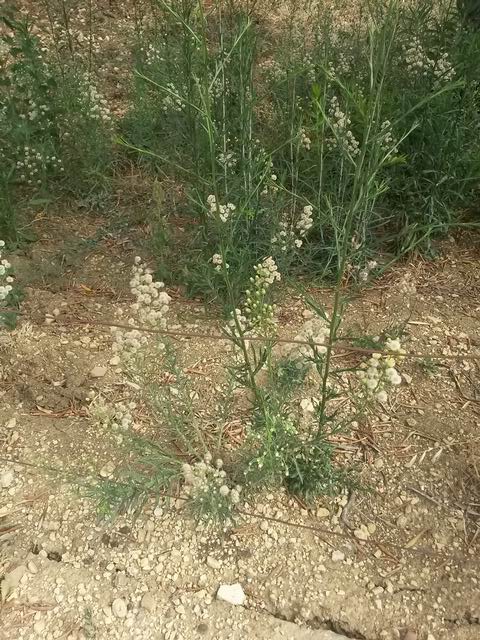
0, 11, 114, 238
270, 357, 308, 397
0, 173, 17, 243
285, 438, 353, 502
121, 0, 480, 301
418, 356, 440, 377
84, 435, 182, 518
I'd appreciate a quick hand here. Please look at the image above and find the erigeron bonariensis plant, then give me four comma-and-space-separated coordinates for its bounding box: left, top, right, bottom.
327, 95, 360, 158
207, 194, 236, 223
272, 205, 314, 252
15, 145, 64, 188
0, 241, 14, 302
182, 453, 242, 519
403, 37, 455, 83
112, 257, 171, 361
227, 256, 281, 340
357, 337, 405, 403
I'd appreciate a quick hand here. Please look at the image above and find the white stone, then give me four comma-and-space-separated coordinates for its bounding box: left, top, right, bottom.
316, 508, 330, 518
33, 620, 46, 634
206, 556, 221, 570
216, 583, 246, 606
100, 462, 115, 478
1, 565, 26, 600
90, 366, 107, 378
141, 592, 155, 612
0, 468, 14, 488
111, 598, 128, 618
354, 527, 369, 541
27, 561, 38, 574
331, 550, 345, 562
109, 356, 121, 366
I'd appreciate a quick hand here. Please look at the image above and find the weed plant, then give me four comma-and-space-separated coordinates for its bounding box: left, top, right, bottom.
0, 10, 114, 239
122, 0, 480, 300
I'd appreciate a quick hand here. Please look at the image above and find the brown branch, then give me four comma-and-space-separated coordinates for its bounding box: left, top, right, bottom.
54, 318, 480, 362
3, 308, 479, 361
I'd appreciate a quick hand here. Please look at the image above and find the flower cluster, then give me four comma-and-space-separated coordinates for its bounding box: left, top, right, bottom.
300, 127, 312, 151
217, 151, 238, 169
88, 396, 136, 432
162, 83, 186, 112
328, 96, 360, 157
22, 96, 50, 123
209, 73, 231, 100
112, 257, 171, 360
398, 275, 417, 305
259, 58, 287, 83
290, 317, 330, 360
297, 204, 314, 236
207, 194, 236, 223
261, 172, 279, 197
253, 256, 281, 286
302, 53, 316, 83
112, 402, 136, 431
182, 453, 241, 506
16, 146, 63, 186
357, 338, 405, 403
129, 257, 171, 326
211, 253, 228, 271
243, 257, 281, 334
328, 52, 352, 79
0, 241, 13, 302
227, 257, 281, 338
228, 307, 248, 335
140, 43, 165, 66
403, 38, 455, 82
379, 120, 396, 153
404, 37, 433, 76
272, 205, 314, 251
358, 259, 378, 283
82, 77, 111, 123
434, 52, 455, 82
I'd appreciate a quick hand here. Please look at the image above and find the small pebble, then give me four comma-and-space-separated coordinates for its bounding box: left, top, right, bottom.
141, 592, 155, 613
331, 550, 345, 562
90, 365, 107, 378
0, 468, 14, 488
216, 583, 246, 606
33, 620, 46, 634
27, 561, 38, 574
354, 527, 369, 541
206, 556, 221, 570
111, 597, 128, 619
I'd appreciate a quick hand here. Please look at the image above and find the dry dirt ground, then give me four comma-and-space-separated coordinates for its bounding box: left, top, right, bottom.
0, 213, 479, 640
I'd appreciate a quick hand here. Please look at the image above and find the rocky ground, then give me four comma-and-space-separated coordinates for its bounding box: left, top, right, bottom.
0, 213, 479, 640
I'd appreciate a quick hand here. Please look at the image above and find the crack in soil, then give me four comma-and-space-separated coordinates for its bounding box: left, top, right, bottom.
445, 611, 480, 626
268, 608, 368, 639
